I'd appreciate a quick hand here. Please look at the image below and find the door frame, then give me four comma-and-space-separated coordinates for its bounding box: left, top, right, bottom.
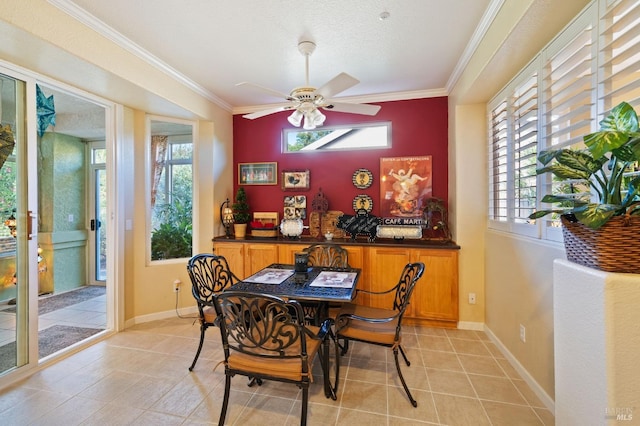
0, 61, 124, 386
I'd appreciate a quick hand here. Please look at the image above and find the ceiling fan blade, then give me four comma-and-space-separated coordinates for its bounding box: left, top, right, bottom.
236, 82, 293, 101
323, 101, 381, 116
243, 106, 289, 120
315, 73, 359, 99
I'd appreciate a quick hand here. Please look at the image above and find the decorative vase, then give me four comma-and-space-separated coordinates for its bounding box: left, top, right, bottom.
280, 218, 306, 239
561, 214, 640, 274
234, 223, 248, 239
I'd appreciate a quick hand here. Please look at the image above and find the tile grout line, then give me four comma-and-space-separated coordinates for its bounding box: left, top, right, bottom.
445, 330, 494, 426
478, 337, 547, 424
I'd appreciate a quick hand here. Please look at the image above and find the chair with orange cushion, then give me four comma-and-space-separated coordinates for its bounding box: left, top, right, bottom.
214, 291, 340, 426
335, 262, 425, 407
186, 253, 240, 371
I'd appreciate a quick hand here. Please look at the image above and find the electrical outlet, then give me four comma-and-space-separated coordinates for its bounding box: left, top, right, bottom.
468, 293, 476, 304
520, 324, 526, 343
173, 279, 181, 293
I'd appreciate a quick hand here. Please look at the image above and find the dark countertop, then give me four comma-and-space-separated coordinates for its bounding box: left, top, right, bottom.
213, 234, 460, 250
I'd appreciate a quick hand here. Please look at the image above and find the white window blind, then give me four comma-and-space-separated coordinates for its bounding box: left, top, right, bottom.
488, 64, 539, 236
539, 13, 596, 240
599, 0, 640, 111
512, 74, 538, 225
489, 99, 508, 222
600, 0, 640, 201
487, 0, 640, 240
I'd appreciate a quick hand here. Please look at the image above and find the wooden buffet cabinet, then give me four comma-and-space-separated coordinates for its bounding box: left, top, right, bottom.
212, 236, 460, 328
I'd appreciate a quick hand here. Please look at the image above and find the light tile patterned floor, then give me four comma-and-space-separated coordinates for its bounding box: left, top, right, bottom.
0, 316, 554, 425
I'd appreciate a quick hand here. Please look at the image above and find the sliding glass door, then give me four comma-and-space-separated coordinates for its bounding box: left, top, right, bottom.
0, 72, 34, 374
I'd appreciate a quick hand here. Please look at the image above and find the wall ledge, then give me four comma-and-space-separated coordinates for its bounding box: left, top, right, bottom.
554, 259, 640, 424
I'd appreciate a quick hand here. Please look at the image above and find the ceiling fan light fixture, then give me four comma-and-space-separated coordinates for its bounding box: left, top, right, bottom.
310, 109, 326, 126
302, 114, 316, 130
287, 110, 303, 127
237, 40, 380, 123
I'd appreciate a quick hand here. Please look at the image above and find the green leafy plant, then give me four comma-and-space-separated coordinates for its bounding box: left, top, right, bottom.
151, 194, 192, 260
232, 187, 251, 224
529, 101, 640, 229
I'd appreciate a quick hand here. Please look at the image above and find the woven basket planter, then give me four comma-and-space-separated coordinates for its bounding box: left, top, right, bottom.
561, 214, 640, 274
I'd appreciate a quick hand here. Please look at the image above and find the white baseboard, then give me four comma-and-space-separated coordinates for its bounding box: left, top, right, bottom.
124, 306, 199, 329
484, 325, 555, 413
457, 321, 484, 331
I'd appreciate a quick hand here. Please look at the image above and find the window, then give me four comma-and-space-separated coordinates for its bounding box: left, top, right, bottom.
488, 65, 539, 237
488, 0, 640, 241
282, 122, 391, 152
148, 118, 194, 261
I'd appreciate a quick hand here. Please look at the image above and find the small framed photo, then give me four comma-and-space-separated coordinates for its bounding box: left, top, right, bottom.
239, 162, 277, 185
282, 169, 310, 191
284, 195, 307, 219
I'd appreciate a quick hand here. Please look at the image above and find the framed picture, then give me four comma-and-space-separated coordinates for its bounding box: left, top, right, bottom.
238, 162, 277, 185
284, 195, 307, 219
281, 169, 310, 191
380, 156, 432, 218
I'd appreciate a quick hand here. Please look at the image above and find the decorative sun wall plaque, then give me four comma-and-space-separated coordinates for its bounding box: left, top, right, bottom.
352, 194, 373, 213
352, 168, 373, 189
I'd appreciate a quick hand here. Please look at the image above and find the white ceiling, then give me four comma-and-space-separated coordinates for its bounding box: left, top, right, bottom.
51, 0, 494, 115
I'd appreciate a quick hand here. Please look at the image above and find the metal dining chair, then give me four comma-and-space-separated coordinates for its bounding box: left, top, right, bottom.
214, 291, 340, 426
304, 243, 350, 269
336, 262, 425, 407
301, 243, 350, 325
186, 253, 240, 371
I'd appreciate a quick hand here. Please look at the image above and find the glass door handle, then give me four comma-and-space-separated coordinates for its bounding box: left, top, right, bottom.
27, 210, 36, 240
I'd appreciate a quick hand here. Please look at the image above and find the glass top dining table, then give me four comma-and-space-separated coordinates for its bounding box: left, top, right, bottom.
229, 263, 361, 304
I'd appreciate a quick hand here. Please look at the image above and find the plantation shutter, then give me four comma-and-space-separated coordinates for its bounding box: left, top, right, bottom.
599, 1, 640, 112
599, 0, 640, 198
488, 99, 508, 223
512, 73, 538, 225
538, 12, 597, 240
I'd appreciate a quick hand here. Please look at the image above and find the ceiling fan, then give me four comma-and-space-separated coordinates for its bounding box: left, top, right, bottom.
236, 40, 381, 130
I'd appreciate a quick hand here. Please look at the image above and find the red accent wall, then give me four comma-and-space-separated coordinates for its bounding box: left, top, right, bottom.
232, 97, 448, 220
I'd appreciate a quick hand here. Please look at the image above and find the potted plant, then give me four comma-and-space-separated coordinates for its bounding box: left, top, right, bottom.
232, 187, 251, 238
529, 101, 640, 273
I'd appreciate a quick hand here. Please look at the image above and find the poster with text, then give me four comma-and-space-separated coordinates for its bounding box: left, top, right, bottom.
380, 156, 432, 218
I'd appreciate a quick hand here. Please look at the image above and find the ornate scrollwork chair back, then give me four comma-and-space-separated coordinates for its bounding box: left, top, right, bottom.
301, 244, 350, 324
303, 243, 350, 269
214, 291, 339, 426
186, 253, 240, 371
336, 262, 425, 407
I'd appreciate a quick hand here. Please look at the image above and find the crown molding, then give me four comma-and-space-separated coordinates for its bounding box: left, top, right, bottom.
232, 88, 448, 115
446, 0, 503, 93
48, 0, 232, 112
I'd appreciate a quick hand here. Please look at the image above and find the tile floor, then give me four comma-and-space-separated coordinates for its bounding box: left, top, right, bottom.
0, 314, 554, 425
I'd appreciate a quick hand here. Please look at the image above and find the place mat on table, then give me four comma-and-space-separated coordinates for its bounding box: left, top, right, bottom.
243, 268, 295, 285
309, 271, 357, 288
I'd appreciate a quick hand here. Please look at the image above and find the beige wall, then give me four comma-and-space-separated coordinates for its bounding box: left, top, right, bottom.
0, 0, 234, 323
449, 0, 590, 403
485, 232, 564, 398
449, 104, 486, 326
